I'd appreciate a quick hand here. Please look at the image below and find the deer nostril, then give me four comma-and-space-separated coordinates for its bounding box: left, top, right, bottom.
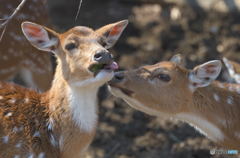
94, 53, 103, 61
109, 54, 113, 59
114, 72, 124, 81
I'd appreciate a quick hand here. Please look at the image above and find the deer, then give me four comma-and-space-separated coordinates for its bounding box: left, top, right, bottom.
109, 54, 240, 150
0, 0, 53, 91
222, 57, 240, 84
0, 19, 128, 158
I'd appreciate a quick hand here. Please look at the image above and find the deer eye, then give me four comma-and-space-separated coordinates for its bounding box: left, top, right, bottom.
158, 73, 171, 82
65, 42, 77, 51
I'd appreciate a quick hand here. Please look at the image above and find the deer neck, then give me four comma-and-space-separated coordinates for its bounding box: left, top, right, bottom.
43, 63, 99, 155
176, 82, 240, 148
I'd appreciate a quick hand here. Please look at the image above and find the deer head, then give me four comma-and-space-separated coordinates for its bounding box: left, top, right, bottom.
109, 55, 222, 116
22, 20, 128, 88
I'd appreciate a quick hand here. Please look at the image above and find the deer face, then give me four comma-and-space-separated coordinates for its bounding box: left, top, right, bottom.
109, 55, 222, 116
21, 20, 128, 88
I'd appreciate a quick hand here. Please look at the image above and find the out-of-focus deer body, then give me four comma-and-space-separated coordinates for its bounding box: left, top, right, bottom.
0, 0, 52, 91
223, 57, 240, 84
109, 55, 240, 150
0, 20, 128, 158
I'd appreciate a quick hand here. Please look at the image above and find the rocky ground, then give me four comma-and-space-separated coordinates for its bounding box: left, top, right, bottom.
47, 0, 240, 157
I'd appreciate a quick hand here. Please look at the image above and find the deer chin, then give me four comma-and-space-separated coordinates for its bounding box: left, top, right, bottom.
108, 86, 166, 117
71, 70, 114, 88
71, 62, 119, 88
108, 84, 134, 97
95, 70, 114, 83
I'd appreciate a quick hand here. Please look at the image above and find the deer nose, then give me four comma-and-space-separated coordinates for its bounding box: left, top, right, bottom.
94, 51, 113, 64
110, 71, 125, 84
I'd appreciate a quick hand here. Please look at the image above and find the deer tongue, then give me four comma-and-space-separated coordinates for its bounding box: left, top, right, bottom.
104, 62, 119, 70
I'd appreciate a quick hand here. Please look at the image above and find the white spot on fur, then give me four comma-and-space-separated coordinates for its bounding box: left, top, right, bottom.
0, 96, 3, 100
38, 152, 45, 158
227, 96, 234, 105
13, 126, 19, 133
25, 98, 30, 103
213, 93, 220, 102
9, 99, 16, 104
59, 135, 64, 149
176, 113, 224, 141
33, 131, 40, 137
188, 83, 196, 92
217, 83, 225, 88
27, 153, 34, 158
50, 134, 58, 147
236, 87, 240, 94
6, 112, 13, 117
47, 118, 54, 131
2, 136, 9, 143
15, 142, 22, 148
13, 155, 20, 158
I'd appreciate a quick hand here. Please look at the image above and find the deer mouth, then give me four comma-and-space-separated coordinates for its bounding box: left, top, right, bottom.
89, 62, 119, 75
109, 84, 134, 96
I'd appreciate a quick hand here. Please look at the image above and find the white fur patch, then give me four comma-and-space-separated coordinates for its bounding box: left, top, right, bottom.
72, 70, 113, 88
227, 96, 234, 105
176, 113, 224, 141
38, 152, 45, 158
213, 93, 220, 102
67, 86, 98, 132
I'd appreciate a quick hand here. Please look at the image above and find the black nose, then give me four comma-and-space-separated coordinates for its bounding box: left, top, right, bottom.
110, 72, 125, 84
94, 50, 113, 64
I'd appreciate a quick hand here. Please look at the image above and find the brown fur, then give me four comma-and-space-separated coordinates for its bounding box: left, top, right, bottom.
0, 0, 52, 91
0, 81, 96, 158
110, 61, 240, 149
0, 20, 127, 158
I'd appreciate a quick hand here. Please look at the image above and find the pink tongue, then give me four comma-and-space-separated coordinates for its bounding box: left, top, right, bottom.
109, 62, 119, 70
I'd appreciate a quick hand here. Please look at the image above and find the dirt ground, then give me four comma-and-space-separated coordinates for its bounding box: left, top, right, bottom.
48, 0, 240, 157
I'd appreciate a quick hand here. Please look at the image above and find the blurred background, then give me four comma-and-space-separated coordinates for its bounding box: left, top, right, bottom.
2, 0, 240, 157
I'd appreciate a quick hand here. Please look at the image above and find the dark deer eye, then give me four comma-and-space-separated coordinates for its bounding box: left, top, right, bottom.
158, 74, 171, 82
65, 42, 77, 51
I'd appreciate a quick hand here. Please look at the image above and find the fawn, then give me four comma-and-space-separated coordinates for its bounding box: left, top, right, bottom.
0, 20, 128, 158
109, 54, 240, 150
0, 0, 52, 91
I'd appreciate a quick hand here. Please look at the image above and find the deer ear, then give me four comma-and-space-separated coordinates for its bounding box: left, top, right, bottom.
96, 20, 128, 49
189, 60, 222, 90
21, 22, 59, 52
170, 54, 184, 66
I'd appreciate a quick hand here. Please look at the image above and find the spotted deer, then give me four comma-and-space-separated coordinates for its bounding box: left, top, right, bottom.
109, 55, 240, 150
0, 0, 52, 91
0, 20, 128, 158
223, 57, 240, 84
